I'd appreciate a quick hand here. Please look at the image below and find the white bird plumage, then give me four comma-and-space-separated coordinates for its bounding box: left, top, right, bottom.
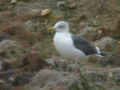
54, 30, 86, 59
52, 21, 105, 59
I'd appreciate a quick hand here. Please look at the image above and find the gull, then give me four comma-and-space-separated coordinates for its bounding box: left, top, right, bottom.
48, 21, 105, 61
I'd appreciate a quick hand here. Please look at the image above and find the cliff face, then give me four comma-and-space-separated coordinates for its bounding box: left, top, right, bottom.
0, 0, 120, 90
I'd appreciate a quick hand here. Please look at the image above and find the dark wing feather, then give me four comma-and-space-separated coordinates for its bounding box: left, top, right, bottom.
72, 34, 97, 55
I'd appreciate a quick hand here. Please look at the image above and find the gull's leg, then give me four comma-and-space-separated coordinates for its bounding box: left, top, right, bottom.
73, 56, 88, 76
73, 56, 81, 76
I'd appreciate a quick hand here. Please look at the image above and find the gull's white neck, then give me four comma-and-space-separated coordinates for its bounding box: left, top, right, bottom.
54, 31, 71, 42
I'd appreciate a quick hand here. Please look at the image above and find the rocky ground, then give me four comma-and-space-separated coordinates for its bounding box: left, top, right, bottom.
0, 0, 120, 90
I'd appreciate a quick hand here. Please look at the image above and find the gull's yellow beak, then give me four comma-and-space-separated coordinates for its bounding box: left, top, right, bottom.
48, 27, 55, 32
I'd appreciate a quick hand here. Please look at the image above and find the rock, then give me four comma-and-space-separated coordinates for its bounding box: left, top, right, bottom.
46, 57, 67, 69
25, 20, 34, 32
82, 67, 120, 89
29, 68, 107, 90
20, 50, 50, 70
0, 40, 16, 53
85, 70, 107, 83
0, 0, 120, 90
95, 36, 117, 51
100, 54, 120, 67
0, 0, 11, 11
0, 40, 25, 61
87, 55, 101, 64
29, 69, 83, 90
80, 25, 101, 41
108, 68, 120, 85
110, 20, 120, 38
30, 69, 65, 88
67, 1, 77, 9
67, 3, 76, 9
0, 83, 12, 90
41, 9, 51, 16
10, 67, 120, 90
94, 36, 120, 67
11, 75, 32, 86
0, 33, 10, 42
0, 61, 3, 71
10, 0, 17, 4
0, 79, 5, 84
42, 83, 68, 90
57, 1, 66, 10
70, 17, 80, 22
57, 0, 77, 9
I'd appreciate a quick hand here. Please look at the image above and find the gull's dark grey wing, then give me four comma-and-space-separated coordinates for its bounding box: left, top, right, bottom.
71, 34, 97, 55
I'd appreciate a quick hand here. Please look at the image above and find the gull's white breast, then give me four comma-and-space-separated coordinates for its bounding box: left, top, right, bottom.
53, 32, 85, 59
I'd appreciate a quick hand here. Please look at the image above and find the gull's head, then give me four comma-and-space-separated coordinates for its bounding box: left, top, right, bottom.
54, 21, 69, 32
48, 21, 69, 33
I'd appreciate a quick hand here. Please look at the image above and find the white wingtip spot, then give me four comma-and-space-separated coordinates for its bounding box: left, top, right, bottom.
96, 46, 101, 54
